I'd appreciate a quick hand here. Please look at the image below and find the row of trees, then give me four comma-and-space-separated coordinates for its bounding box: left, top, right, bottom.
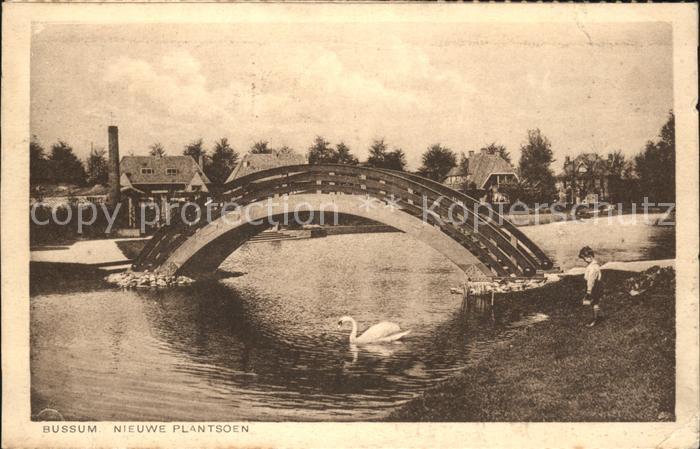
306, 137, 408, 171
31, 139, 95, 186
634, 112, 675, 203
30, 111, 674, 205
30, 136, 245, 187
498, 112, 675, 205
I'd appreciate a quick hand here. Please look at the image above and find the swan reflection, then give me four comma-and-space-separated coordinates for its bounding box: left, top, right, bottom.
348, 342, 404, 364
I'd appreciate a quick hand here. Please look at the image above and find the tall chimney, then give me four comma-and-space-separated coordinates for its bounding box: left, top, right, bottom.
107, 126, 121, 207
198, 154, 204, 169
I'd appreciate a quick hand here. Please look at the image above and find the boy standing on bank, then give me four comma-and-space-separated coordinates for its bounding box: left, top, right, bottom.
579, 246, 602, 327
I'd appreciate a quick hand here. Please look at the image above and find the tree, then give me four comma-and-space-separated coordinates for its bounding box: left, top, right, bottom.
276, 145, 296, 156
479, 142, 512, 164
86, 147, 109, 185
499, 178, 539, 205
30, 136, 50, 185
250, 140, 272, 154
307, 138, 360, 165
335, 142, 359, 165
383, 148, 407, 171
307, 136, 335, 164
364, 139, 406, 171
149, 142, 166, 157
366, 139, 389, 168
208, 138, 239, 185
48, 141, 86, 185
183, 138, 207, 163
607, 150, 626, 179
634, 111, 675, 203
418, 144, 457, 181
518, 129, 557, 203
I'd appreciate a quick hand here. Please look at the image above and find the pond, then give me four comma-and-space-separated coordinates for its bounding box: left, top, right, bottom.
30, 215, 674, 421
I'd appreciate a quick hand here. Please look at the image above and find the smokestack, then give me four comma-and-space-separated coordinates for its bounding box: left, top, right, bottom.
107, 126, 120, 207
198, 154, 204, 169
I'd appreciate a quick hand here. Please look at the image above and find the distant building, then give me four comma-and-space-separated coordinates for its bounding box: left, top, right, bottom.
444, 149, 518, 203
225, 150, 307, 183
443, 166, 468, 191
558, 154, 614, 205
119, 155, 211, 230
120, 155, 211, 196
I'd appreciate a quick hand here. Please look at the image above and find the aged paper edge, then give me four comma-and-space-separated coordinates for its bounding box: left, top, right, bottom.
2, 3, 698, 448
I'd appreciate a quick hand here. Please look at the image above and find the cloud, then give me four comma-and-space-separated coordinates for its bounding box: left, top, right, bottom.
103, 51, 232, 124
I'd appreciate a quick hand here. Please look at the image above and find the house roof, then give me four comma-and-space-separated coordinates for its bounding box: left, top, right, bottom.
558, 153, 612, 178
120, 156, 211, 185
446, 166, 465, 178
467, 153, 517, 188
225, 151, 307, 183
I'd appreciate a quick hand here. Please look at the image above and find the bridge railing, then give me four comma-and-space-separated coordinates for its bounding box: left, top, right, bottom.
221, 164, 548, 277
136, 164, 553, 277
373, 168, 553, 271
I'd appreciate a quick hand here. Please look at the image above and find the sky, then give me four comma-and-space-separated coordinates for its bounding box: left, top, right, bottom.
30, 21, 673, 171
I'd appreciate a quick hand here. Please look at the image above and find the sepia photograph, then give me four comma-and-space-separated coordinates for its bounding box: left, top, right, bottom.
3, 2, 698, 448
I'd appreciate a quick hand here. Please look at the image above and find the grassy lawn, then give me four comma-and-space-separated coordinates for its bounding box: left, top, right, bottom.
115, 239, 148, 260
388, 269, 675, 422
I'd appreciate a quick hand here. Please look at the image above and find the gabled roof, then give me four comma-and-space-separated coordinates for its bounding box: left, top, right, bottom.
467, 153, 517, 188
120, 156, 211, 185
225, 151, 306, 183
559, 153, 612, 178
446, 166, 466, 178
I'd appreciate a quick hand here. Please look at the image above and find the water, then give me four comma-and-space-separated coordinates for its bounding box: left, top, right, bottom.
522, 213, 675, 270
31, 216, 674, 421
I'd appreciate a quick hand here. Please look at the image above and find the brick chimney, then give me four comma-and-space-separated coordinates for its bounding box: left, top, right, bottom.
107, 126, 120, 207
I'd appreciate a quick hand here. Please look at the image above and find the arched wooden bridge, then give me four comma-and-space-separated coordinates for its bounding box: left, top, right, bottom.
133, 164, 553, 279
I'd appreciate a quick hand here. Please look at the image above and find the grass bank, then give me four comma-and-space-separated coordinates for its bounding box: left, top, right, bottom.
30, 262, 109, 296
115, 239, 148, 260
388, 269, 675, 422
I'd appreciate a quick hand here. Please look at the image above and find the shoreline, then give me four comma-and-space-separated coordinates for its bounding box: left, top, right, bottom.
29, 260, 675, 422
387, 267, 675, 421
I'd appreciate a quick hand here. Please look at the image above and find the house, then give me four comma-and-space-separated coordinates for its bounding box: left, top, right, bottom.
225, 150, 307, 183
558, 154, 615, 205
443, 166, 468, 191
444, 149, 518, 203
119, 155, 211, 229
120, 155, 211, 196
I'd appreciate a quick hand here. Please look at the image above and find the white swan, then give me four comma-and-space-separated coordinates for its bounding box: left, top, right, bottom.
338, 316, 411, 344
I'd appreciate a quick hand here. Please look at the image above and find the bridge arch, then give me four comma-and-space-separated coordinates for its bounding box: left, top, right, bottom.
157, 193, 491, 278
133, 164, 553, 279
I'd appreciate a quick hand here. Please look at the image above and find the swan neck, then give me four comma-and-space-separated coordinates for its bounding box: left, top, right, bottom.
349, 318, 358, 343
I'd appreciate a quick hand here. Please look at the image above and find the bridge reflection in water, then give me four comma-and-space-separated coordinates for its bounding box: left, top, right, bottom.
32, 234, 552, 421
31, 219, 673, 421
134, 164, 553, 279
